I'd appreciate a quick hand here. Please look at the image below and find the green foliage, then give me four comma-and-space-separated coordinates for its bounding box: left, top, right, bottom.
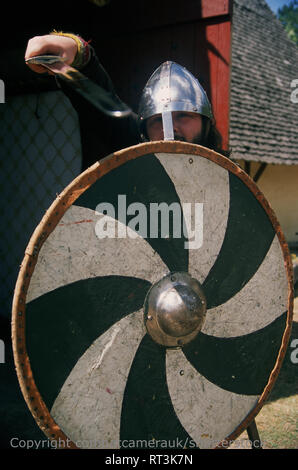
277, 0, 298, 45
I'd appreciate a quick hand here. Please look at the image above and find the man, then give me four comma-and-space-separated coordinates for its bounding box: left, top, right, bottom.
25, 32, 222, 167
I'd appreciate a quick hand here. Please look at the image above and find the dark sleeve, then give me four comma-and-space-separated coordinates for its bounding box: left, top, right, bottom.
57, 48, 140, 170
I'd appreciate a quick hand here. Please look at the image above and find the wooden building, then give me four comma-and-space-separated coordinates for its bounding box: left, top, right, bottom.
230, 0, 298, 247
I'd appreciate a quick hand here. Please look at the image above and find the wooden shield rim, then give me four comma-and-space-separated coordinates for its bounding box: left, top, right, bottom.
11, 141, 294, 449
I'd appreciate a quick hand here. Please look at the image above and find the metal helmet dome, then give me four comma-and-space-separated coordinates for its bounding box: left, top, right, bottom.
138, 61, 213, 141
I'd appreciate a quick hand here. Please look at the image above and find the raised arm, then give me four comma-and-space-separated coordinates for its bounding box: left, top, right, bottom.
25, 32, 139, 168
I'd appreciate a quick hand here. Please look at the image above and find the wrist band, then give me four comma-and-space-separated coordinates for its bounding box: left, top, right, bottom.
50, 30, 92, 69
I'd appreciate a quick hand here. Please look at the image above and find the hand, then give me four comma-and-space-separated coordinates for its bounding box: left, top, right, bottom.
25, 34, 78, 74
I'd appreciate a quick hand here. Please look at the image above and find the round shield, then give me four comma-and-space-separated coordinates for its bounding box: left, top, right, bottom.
12, 141, 293, 449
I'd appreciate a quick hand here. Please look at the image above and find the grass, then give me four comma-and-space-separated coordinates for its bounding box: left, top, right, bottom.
256, 395, 298, 448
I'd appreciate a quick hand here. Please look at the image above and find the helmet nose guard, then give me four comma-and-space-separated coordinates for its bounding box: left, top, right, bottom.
138, 61, 213, 141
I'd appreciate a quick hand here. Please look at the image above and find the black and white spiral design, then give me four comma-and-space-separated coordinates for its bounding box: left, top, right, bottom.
24, 149, 289, 449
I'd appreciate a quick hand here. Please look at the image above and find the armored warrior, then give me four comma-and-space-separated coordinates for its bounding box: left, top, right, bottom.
25, 32, 222, 167
18, 31, 292, 452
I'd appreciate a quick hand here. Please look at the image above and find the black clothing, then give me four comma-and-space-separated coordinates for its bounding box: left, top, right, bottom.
58, 49, 140, 170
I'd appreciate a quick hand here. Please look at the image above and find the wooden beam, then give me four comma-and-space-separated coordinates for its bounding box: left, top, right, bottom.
253, 162, 267, 183
245, 161, 251, 176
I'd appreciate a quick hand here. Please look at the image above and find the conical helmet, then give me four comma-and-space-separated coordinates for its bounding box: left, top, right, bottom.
138, 61, 213, 140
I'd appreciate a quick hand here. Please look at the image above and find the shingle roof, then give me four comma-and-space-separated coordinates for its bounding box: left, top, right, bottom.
229, 0, 298, 164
